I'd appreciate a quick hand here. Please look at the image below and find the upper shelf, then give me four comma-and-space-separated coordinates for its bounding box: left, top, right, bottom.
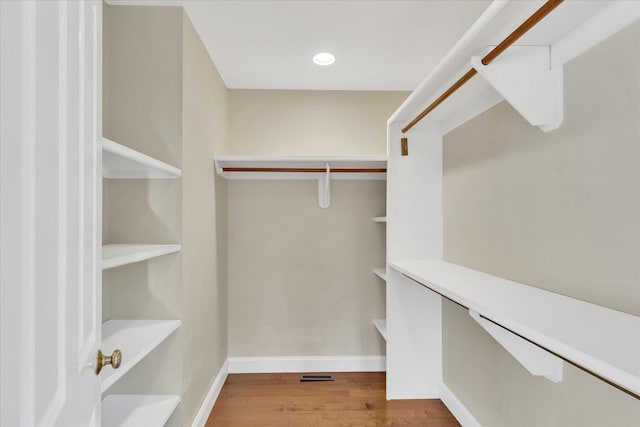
373, 268, 387, 282
102, 394, 180, 427
214, 155, 387, 181
389, 260, 640, 397
373, 319, 387, 341
102, 244, 181, 270
389, 0, 639, 134
102, 138, 181, 179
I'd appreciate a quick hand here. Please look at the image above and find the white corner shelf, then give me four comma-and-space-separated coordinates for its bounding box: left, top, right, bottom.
373, 216, 387, 223
389, 260, 640, 397
373, 319, 387, 341
103, 138, 181, 179
373, 268, 387, 282
213, 155, 387, 181
100, 320, 181, 392
102, 394, 180, 427
102, 244, 181, 270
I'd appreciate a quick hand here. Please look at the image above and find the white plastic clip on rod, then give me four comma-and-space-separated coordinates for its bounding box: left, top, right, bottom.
318, 162, 331, 208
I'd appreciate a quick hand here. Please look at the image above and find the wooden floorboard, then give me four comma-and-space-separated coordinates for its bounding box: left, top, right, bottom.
205, 372, 460, 427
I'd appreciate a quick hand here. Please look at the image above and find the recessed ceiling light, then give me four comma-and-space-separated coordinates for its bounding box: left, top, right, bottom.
313, 52, 335, 66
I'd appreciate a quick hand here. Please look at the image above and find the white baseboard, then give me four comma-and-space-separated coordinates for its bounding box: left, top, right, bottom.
439, 383, 481, 427
191, 359, 229, 427
227, 356, 386, 374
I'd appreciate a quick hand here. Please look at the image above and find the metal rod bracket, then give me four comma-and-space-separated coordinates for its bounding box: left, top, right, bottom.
401, 138, 409, 156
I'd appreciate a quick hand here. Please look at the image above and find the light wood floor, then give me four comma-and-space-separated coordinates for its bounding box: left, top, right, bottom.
205, 372, 461, 426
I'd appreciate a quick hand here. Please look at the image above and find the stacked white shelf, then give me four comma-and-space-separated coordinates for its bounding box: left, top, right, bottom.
102, 244, 181, 270
102, 395, 180, 427
101, 138, 181, 426
372, 268, 387, 282
100, 320, 181, 392
103, 138, 181, 179
372, 215, 388, 341
372, 319, 387, 341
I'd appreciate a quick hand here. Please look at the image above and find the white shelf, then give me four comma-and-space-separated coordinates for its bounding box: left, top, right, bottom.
373, 319, 387, 341
102, 395, 180, 427
103, 138, 181, 179
373, 268, 387, 282
100, 320, 181, 392
102, 244, 181, 270
373, 216, 387, 223
389, 260, 640, 397
213, 155, 387, 181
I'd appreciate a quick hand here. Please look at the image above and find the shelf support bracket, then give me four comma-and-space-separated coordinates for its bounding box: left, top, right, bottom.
469, 309, 563, 383
471, 46, 563, 132
318, 162, 331, 208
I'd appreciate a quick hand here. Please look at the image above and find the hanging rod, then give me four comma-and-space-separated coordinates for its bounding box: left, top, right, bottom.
221, 167, 386, 173
401, 0, 564, 134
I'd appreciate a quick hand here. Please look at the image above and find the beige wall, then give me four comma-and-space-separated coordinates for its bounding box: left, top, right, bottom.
442, 22, 640, 426
228, 90, 407, 155
228, 180, 386, 356
227, 90, 405, 356
180, 11, 229, 426
103, 6, 229, 426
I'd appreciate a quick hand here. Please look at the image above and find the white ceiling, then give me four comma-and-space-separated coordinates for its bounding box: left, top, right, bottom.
108, 0, 493, 91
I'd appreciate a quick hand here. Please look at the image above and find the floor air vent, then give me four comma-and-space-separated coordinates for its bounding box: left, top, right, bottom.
300, 375, 334, 382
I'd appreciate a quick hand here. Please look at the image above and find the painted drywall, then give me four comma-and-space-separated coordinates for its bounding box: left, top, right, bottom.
228, 90, 407, 155
442, 22, 640, 426
228, 180, 386, 356
180, 11, 229, 427
227, 90, 405, 357
102, 5, 229, 426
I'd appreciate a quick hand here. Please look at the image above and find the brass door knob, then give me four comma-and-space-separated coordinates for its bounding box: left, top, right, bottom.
96, 349, 122, 375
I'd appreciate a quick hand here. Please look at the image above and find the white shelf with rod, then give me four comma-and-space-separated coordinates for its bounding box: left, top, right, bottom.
373, 216, 387, 223
102, 138, 181, 179
102, 394, 180, 427
373, 319, 387, 341
214, 155, 387, 208
384, 0, 640, 403
373, 268, 387, 282
102, 244, 181, 270
390, 1, 639, 136
214, 155, 387, 180
100, 320, 181, 392
389, 260, 640, 397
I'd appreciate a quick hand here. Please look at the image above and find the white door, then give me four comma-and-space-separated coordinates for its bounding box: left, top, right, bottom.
0, 0, 103, 425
